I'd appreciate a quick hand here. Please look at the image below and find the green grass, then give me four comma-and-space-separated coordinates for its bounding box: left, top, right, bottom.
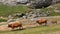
0, 24, 60, 34
0, 4, 29, 17
0, 3, 60, 17
0, 19, 7, 22
40, 3, 60, 16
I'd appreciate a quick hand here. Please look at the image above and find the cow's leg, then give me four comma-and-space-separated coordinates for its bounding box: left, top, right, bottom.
12, 27, 15, 30
39, 23, 42, 26
19, 27, 23, 30
55, 22, 57, 24
45, 21, 47, 26
19, 27, 21, 29
19, 25, 23, 30
52, 22, 57, 24
45, 22, 47, 26
21, 26, 23, 30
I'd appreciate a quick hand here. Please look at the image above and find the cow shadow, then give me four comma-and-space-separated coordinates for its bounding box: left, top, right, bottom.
11, 28, 25, 31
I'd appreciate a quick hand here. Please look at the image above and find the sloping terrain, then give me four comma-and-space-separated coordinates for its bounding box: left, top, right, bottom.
0, 3, 60, 17
0, 23, 60, 34
0, 16, 60, 34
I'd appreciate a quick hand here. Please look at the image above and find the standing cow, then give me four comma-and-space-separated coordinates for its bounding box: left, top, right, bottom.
51, 20, 57, 24
8, 21, 23, 30
36, 19, 47, 26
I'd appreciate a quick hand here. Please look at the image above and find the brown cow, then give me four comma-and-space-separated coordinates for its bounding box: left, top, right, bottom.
51, 20, 57, 24
8, 21, 23, 30
36, 19, 47, 26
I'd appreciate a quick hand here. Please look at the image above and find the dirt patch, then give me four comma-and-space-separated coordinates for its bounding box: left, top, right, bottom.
0, 25, 11, 31
0, 16, 60, 31
0, 24, 39, 31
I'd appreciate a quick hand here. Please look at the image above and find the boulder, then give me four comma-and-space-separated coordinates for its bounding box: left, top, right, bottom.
28, 0, 52, 9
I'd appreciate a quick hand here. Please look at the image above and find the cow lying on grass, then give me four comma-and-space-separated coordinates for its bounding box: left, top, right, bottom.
8, 21, 23, 30
36, 19, 47, 26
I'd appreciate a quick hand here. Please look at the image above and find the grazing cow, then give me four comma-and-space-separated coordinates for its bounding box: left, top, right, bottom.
51, 20, 57, 24
8, 21, 23, 30
36, 19, 47, 26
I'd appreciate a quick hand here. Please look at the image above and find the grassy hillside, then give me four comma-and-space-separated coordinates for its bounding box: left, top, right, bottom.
48, 3, 60, 16
0, 24, 60, 34
40, 3, 60, 16
0, 4, 29, 17
0, 3, 60, 17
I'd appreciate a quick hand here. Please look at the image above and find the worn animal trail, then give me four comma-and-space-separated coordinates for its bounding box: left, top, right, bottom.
0, 24, 39, 31
0, 25, 11, 31
0, 16, 60, 31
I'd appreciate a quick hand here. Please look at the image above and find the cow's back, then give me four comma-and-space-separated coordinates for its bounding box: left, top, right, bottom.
36, 19, 47, 25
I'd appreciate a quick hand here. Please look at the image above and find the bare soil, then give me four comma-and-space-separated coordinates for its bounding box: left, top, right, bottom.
0, 16, 60, 31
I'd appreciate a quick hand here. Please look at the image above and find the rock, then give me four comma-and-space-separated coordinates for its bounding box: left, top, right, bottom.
15, 13, 26, 18
23, 16, 27, 19
8, 15, 13, 19
16, 0, 29, 4
29, 0, 52, 9
54, 9, 60, 12
7, 19, 15, 22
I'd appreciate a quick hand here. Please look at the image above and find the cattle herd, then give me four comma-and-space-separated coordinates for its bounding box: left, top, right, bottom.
8, 18, 57, 30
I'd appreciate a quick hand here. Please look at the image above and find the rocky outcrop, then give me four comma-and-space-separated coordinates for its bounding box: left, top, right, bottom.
52, 0, 60, 4
0, 0, 60, 6
14, 9, 50, 19
28, 0, 52, 8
